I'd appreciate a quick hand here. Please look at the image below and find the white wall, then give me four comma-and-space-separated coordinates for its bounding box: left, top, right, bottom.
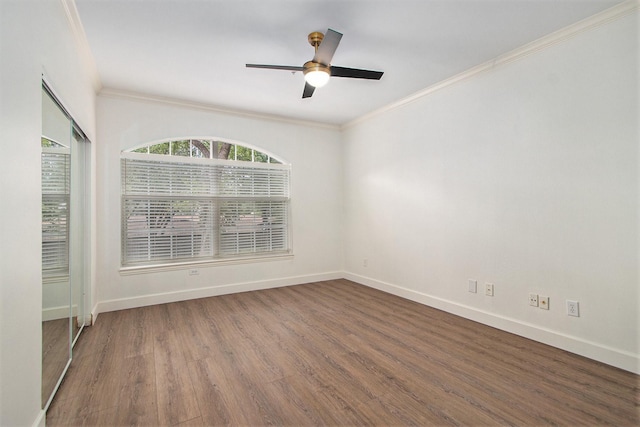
94, 94, 343, 313
0, 0, 97, 425
342, 11, 639, 373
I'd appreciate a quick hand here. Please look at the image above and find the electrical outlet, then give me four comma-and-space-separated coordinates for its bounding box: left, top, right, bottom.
539, 296, 549, 310
468, 279, 477, 293
529, 293, 539, 307
567, 300, 579, 317
485, 283, 494, 296
189, 269, 199, 276
363, 259, 368, 267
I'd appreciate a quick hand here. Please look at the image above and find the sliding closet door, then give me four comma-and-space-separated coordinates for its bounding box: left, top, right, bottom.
41, 86, 72, 408
41, 82, 91, 409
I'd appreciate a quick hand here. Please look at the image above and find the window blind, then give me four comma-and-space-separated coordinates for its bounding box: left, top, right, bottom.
42, 150, 70, 275
218, 164, 290, 198
121, 154, 290, 266
219, 200, 288, 256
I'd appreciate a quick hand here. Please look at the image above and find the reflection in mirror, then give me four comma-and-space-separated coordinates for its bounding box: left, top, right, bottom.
41, 86, 72, 408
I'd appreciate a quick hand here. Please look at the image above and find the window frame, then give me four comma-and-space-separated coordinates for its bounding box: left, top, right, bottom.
120, 141, 292, 274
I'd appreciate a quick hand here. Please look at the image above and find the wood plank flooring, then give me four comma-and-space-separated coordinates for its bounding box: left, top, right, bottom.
47, 279, 639, 426
42, 318, 70, 405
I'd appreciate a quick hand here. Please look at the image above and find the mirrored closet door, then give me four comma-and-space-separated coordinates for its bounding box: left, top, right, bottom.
41, 82, 91, 409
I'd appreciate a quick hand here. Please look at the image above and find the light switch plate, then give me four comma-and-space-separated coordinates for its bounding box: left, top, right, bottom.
468, 279, 477, 293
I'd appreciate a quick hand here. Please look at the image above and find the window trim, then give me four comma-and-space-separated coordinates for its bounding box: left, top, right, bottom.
119, 252, 294, 275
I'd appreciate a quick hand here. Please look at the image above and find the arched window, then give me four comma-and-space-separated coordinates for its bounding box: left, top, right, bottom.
121, 139, 291, 268
129, 139, 283, 163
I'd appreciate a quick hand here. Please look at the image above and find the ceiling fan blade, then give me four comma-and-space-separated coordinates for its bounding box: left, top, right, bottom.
313, 29, 342, 65
302, 82, 315, 98
330, 66, 384, 80
246, 64, 304, 72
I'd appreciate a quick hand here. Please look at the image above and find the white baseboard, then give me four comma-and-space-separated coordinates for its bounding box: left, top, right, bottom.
32, 410, 46, 427
42, 304, 78, 322
344, 272, 639, 375
90, 304, 99, 325
94, 271, 343, 315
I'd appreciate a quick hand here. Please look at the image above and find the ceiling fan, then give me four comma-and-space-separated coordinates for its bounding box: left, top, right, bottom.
246, 29, 384, 99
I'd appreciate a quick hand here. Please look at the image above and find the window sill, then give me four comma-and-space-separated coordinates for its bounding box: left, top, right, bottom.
119, 253, 294, 276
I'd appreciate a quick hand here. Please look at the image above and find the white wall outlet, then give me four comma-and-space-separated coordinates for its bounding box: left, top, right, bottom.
567, 300, 579, 317
468, 279, 477, 293
529, 293, 539, 307
189, 269, 199, 276
539, 296, 549, 310
363, 258, 368, 267
485, 283, 494, 296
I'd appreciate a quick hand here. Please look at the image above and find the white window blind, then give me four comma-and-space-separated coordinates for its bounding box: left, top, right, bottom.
219, 200, 288, 255
42, 150, 70, 275
124, 198, 215, 263
121, 154, 290, 266
218, 164, 290, 198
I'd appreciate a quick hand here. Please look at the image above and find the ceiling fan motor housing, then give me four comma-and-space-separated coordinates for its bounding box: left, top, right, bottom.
303, 61, 331, 87
303, 61, 330, 75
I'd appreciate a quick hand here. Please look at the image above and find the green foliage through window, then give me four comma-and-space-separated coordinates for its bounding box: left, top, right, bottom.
127, 139, 281, 164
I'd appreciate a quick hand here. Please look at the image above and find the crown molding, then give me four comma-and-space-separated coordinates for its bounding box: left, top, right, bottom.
342, 0, 638, 130
99, 88, 341, 131
60, 0, 102, 92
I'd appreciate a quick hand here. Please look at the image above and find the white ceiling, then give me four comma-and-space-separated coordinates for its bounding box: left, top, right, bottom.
75, 0, 624, 126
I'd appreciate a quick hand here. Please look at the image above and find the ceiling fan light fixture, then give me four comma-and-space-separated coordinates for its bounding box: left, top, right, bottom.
303, 61, 330, 88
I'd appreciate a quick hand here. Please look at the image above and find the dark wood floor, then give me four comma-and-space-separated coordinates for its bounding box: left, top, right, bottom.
47, 279, 639, 426
43, 318, 70, 405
